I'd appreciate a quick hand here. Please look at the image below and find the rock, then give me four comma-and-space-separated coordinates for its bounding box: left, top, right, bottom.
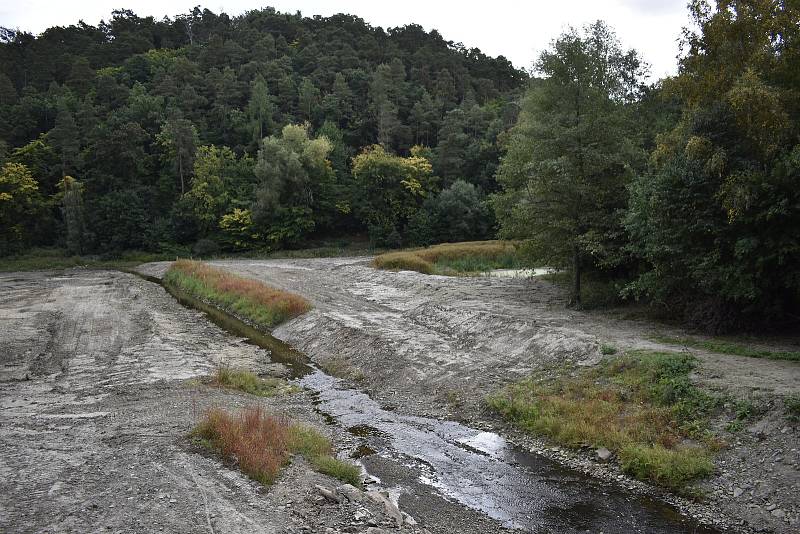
771, 509, 785, 519
366, 491, 403, 528
365, 528, 389, 534
315, 484, 341, 503
353, 508, 370, 521
403, 512, 418, 526
337, 483, 366, 503
596, 447, 612, 462
733, 487, 744, 498
766, 503, 777, 511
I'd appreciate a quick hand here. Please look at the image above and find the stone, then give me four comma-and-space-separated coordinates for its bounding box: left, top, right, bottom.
733, 487, 744, 498
337, 483, 366, 503
596, 447, 612, 461
771, 509, 785, 519
315, 485, 341, 503
365, 528, 389, 534
366, 491, 403, 528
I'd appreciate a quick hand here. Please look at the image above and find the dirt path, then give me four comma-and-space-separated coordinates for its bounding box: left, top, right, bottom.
138, 258, 800, 533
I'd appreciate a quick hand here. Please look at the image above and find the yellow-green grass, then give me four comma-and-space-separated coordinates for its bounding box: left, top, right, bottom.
192, 406, 361, 486
487, 350, 722, 491
373, 240, 521, 275
208, 367, 299, 397
164, 260, 311, 328
652, 334, 800, 362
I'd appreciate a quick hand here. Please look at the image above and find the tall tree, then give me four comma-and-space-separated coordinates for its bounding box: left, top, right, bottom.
247, 74, 274, 142
493, 22, 645, 306
369, 64, 400, 148
625, 0, 800, 329
156, 118, 198, 195
49, 107, 81, 178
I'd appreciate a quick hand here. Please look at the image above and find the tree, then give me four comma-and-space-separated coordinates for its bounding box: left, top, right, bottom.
297, 77, 320, 123
493, 22, 645, 306
351, 144, 436, 246
247, 74, 274, 142
0, 163, 43, 255
58, 175, 86, 254
252, 124, 334, 247
625, 0, 800, 329
156, 118, 198, 195
369, 64, 400, 148
49, 107, 81, 178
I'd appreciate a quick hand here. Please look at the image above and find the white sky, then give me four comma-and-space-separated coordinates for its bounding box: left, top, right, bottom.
1, 1, 691, 78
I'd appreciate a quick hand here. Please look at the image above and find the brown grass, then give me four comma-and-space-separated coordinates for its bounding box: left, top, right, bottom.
192, 406, 362, 486
165, 260, 311, 327
193, 406, 291, 484
373, 240, 521, 275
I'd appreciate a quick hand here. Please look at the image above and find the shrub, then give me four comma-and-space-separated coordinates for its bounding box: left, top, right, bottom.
373, 240, 521, 275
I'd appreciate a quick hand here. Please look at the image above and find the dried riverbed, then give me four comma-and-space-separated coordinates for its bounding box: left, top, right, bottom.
2, 262, 799, 532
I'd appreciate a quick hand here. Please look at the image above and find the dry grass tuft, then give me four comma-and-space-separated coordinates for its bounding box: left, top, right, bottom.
373, 240, 521, 275
165, 260, 311, 328
192, 406, 361, 487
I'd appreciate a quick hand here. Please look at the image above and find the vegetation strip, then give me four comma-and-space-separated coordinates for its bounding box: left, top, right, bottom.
192, 406, 361, 486
487, 350, 722, 491
373, 240, 521, 275
163, 259, 311, 328
207, 367, 299, 397
652, 335, 800, 362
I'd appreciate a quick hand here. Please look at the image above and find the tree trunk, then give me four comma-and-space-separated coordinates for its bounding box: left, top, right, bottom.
572, 246, 582, 308
178, 153, 185, 195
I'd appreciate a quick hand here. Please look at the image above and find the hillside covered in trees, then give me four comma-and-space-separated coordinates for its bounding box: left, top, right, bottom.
1, 0, 798, 331
0, 6, 524, 255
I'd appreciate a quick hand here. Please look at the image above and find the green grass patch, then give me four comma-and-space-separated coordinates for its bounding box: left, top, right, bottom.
208, 367, 299, 397
785, 395, 800, 422
652, 335, 800, 362
164, 260, 311, 329
373, 240, 523, 275
487, 350, 721, 491
600, 344, 618, 355
192, 406, 361, 486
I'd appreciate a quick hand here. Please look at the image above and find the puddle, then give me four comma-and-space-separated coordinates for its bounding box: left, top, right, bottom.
142, 272, 719, 533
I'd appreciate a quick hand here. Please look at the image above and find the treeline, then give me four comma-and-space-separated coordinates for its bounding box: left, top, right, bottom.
495, 1, 800, 331
0, 6, 524, 256
1, 1, 798, 331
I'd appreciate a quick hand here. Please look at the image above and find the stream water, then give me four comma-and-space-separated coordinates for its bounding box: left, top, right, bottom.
154, 276, 719, 533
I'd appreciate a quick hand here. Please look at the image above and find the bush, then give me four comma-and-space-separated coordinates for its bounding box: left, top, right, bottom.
373, 240, 521, 275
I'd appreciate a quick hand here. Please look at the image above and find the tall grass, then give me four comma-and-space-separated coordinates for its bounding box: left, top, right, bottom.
487, 350, 721, 491
164, 260, 311, 328
192, 406, 361, 486
373, 240, 521, 275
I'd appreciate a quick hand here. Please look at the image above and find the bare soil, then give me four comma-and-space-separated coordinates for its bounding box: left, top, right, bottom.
0, 270, 483, 534
137, 257, 800, 533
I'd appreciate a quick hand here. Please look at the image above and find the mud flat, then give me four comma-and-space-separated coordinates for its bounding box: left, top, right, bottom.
138, 257, 800, 533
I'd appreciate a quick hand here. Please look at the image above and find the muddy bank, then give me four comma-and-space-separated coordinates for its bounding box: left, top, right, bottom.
137, 258, 800, 533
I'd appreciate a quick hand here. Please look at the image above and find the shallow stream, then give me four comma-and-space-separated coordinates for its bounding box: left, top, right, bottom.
153, 275, 718, 533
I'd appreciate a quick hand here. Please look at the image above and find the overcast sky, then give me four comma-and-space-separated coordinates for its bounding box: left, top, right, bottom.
1, 1, 691, 78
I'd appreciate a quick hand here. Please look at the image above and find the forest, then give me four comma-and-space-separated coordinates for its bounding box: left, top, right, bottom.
0, 0, 798, 331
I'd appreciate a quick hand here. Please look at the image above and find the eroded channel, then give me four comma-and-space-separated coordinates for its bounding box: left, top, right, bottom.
150, 275, 719, 533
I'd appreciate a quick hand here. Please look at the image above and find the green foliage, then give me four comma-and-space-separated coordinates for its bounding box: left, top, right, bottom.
0, 163, 44, 255
352, 145, 436, 246
487, 350, 721, 490
210, 367, 299, 397
624, 0, 800, 330
651, 335, 800, 362
310, 455, 363, 487
252, 124, 335, 247
493, 21, 645, 306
